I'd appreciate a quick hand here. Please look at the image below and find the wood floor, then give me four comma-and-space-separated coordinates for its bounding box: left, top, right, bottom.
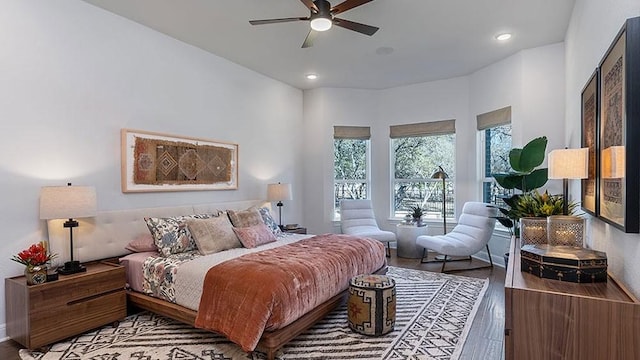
0, 250, 505, 360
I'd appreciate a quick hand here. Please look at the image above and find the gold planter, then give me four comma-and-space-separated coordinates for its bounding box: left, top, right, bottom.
24, 265, 47, 285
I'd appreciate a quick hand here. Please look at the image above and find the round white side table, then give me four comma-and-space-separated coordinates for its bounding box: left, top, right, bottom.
396, 224, 428, 258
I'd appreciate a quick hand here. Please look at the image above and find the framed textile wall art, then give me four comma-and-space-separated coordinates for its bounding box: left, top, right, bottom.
121, 129, 238, 193
581, 70, 598, 217
596, 16, 639, 233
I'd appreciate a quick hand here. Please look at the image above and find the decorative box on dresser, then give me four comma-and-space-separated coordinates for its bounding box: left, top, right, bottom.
5, 261, 126, 349
504, 237, 640, 360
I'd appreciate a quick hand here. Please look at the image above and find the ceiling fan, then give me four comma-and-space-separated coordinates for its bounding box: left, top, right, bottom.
249, 0, 379, 48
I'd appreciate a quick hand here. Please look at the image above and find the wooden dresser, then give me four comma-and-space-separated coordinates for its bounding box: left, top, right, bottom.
504, 237, 640, 360
5, 261, 126, 349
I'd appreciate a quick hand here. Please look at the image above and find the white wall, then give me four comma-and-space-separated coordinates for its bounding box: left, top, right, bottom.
0, 0, 303, 338
565, 0, 640, 298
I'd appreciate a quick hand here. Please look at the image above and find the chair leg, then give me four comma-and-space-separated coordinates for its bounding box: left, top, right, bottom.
441, 246, 494, 273
486, 244, 494, 268
386, 242, 391, 258
420, 248, 428, 263
440, 255, 448, 272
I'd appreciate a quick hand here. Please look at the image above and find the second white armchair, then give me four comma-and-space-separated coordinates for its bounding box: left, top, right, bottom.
340, 199, 396, 257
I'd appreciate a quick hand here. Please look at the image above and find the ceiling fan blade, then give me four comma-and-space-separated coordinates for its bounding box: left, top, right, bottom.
302, 29, 318, 48
249, 17, 309, 25
331, 0, 374, 15
299, 0, 319, 12
333, 18, 379, 36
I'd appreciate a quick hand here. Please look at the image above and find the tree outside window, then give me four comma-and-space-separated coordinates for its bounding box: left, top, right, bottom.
334, 138, 369, 217
392, 134, 455, 219
483, 124, 512, 205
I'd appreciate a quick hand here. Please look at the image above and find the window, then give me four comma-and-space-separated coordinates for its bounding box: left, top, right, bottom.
334, 126, 370, 218
477, 106, 512, 205
391, 120, 455, 220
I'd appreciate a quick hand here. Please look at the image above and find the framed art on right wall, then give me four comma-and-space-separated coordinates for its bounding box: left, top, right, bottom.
597, 16, 640, 233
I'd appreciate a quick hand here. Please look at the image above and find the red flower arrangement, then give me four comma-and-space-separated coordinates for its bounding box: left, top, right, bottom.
11, 243, 56, 268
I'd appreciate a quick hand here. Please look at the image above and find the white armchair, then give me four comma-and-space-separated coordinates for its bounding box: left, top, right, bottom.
416, 201, 496, 272
340, 199, 396, 257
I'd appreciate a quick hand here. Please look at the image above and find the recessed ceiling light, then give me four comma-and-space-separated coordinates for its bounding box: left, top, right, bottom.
306, 74, 318, 80
495, 33, 512, 41
375, 46, 394, 55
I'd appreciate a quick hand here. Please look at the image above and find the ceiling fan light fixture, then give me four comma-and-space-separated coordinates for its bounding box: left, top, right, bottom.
495, 33, 512, 41
310, 16, 332, 32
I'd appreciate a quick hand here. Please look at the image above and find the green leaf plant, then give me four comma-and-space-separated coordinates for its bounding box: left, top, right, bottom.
489, 136, 555, 235
410, 205, 424, 219
492, 136, 548, 192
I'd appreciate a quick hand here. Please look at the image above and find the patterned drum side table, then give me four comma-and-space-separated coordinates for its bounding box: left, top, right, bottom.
347, 274, 396, 336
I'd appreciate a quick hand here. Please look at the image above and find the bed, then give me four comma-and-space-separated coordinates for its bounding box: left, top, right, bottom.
46, 200, 387, 359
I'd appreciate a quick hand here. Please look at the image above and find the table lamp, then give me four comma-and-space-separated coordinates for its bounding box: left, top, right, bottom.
548, 148, 588, 215
267, 182, 292, 227
40, 183, 97, 275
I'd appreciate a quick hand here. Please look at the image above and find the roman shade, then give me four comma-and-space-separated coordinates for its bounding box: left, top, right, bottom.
476, 106, 511, 130
389, 119, 455, 138
333, 126, 371, 140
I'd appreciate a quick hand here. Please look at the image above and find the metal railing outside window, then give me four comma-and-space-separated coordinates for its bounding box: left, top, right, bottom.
393, 179, 454, 219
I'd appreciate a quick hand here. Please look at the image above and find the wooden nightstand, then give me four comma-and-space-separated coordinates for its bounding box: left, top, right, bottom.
282, 227, 307, 234
5, 261, 126, 349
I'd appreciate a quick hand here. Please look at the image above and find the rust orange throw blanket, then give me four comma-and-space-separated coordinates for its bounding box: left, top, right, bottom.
194, 234, 386, 352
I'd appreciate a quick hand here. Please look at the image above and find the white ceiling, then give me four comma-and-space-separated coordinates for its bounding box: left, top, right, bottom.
81, 0, 576, 90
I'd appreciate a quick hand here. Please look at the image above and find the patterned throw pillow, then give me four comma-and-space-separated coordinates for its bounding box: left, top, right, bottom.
258, 207, 283, 237
185, 216, 242, 255
227, 208, 263, 228
144, 214, 211, 257
232, 224, 277, 249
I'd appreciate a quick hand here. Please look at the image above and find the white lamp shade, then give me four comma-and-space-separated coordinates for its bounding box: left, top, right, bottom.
548, 148, 589, 179
310, 17, 332, 31
267, 183, 292, 201
602, 146, 625, 179
40, 185, 97, 220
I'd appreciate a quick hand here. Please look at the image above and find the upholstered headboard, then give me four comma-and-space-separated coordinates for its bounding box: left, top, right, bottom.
46, 199, 268, 264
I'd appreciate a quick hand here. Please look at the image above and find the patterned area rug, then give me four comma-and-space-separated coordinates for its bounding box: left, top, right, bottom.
20, 267, 488, 360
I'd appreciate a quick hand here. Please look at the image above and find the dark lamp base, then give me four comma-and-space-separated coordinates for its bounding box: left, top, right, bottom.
57, 261, 87, 275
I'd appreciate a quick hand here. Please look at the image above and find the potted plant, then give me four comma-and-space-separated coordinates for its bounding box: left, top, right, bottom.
410, 205, 424, 226
490, 136, 550, 235
11, 242, 56, 285
493, 136, 549, 194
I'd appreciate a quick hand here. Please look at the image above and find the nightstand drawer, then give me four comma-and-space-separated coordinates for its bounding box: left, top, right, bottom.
29, 267, 125, 311
29, 290, 126, 348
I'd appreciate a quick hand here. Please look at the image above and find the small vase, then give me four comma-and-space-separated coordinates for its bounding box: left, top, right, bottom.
25, 265, 47, 285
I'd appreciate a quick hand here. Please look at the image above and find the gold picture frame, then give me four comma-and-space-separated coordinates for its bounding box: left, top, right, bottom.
120, 129, 238, 193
